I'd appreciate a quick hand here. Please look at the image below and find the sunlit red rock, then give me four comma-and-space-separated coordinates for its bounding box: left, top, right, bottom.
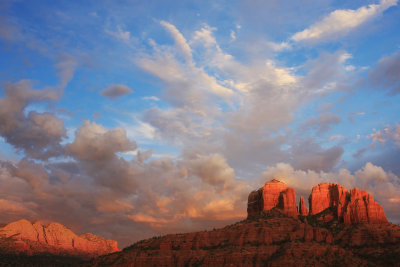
308, 183, 388, 224
308, 183, 348, 217
247, 179, 298, 218
88, 208, 400, 267
342, 188, 388, 224
298, 196, 308, 216
0, 219, 119, 257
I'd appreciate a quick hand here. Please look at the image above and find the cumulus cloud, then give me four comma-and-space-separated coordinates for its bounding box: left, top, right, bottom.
0, 80, 66, 159
185, 153, 236, 192
291, 0, 397, 43
0, 150, 250, 247
67, 121, 136, 161
100, 84, 133, 99
369, 52, 400, 95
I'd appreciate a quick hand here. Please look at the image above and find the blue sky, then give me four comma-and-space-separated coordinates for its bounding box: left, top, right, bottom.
0, 0, 400, 247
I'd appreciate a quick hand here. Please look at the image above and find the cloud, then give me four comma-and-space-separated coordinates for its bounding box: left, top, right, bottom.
369, 52, 400, 95
185, 153, 235, 191
160, 21, 193, 66
0, 80, 66, 160
301, 50, 355, 93
0, 150, 250, 247
67, 121, 136, 161
56, 54, 77, 89
291, 0, 397, 43
370, 124, 400, 147
290, 139, 344, 172
100, 84, 133, 99
142, 96, 160, 101
301, 113, 342, 134
105, 26, 131, 43
328, 134, 343, 141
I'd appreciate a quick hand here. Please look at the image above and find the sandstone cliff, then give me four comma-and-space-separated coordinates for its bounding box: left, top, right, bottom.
309, 183, 388, 224
0, 219, 119, 258
247, 179, 298, 218
89, 208, 400, 267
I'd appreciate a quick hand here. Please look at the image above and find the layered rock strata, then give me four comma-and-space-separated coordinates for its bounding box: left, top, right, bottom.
247, 179, 298, 218
309, 183, 388, 224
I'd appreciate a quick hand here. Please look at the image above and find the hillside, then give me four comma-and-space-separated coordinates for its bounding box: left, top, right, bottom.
88, 180, 400, 267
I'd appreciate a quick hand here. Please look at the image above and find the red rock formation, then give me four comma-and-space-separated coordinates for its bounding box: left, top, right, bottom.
308, 183, 348, 217
0, 219, 119, 257
88, 208, 400, 267
309, 183, 388, 224
342, 188, 388, 225
247, 179, 298, 218
298, 196, 308, 216
89, 181, 396, 267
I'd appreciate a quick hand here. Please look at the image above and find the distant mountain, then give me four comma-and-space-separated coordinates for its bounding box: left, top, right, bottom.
0, 219, 119, 262
88, 179, 400, 267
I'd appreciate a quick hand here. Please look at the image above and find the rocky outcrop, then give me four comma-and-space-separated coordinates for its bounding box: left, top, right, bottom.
308, 183, 388, 224
88, 180, 398, 267
88, 208, 400, 267
0, 219, 119, 257
342, 188, 388, 225
308, 183, 348, 217
247, 179, 298, 218
298, 196, 308, 216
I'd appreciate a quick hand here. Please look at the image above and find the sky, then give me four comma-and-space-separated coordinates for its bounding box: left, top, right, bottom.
0, 0, 400, 247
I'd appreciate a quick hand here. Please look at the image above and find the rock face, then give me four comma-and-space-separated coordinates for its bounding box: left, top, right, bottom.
342, 188, 388, 224
309, 183, 388, 224
89, 209, 400, 267
247, 179, 298, 218
298, 196, 308, 216
0, 219, 119, 257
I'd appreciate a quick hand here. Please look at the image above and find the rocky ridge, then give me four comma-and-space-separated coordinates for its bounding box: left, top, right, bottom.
89, 179, 400, 267
0, 219, 119, 258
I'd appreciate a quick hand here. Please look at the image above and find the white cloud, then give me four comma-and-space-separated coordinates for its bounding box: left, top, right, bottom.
291, 0, 397, 43
160, 21, 193, 66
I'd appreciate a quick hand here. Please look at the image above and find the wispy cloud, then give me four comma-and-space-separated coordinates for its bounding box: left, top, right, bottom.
105, 26, 131, 43
142, 96, 160, 101
291, 0, 397, 43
